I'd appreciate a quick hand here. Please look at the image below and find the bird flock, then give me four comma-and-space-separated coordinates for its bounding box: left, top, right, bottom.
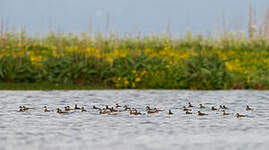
18, 102, 253, 118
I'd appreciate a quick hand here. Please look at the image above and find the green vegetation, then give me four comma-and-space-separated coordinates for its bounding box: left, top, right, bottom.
0, 31, 268, 90
0, 82, 107, 90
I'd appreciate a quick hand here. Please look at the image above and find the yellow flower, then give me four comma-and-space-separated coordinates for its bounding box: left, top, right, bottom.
117, 77, 121, 81
135, 77, 141, 82
112, 77, 117, 82
132, 70, 136, 74
30, 55, 45, 67
247, 76, 251, 83
132, 82, 136, 88
52, 51, 59, 58
141, 70, 147, 76
124, 80, 130, 86
106, 56, 113, 64
115, 83, 121, 88
74, 46, 79, 50
225, 61, 233, 71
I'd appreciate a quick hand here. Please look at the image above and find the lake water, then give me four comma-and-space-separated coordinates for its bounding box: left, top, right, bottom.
0, 90, 269, 150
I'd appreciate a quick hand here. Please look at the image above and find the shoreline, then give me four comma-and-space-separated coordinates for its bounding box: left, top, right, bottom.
0, 82, 268, 90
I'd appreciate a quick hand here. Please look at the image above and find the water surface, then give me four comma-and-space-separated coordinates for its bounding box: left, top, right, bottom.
0, 90, 268, 150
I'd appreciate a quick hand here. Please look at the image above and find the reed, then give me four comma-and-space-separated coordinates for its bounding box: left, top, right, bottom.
248, 5, 256, 39
264, 8, 269, 38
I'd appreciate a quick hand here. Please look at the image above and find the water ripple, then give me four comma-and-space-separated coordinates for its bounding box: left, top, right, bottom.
0, 90, 268, 150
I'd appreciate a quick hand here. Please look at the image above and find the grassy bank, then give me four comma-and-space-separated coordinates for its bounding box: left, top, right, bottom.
0, 82, 108, 90
0, 31, 269, 90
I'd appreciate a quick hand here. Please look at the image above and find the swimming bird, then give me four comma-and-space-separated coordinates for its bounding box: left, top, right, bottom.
74, 104, 81, 110
56, 108, 68, 114
236, 113, 246, 118
211, 106, 218, 111
124, 105, 131, 111
223, 105, 228, 109
19, 106, 32, 111
93, 105, 100, 110
65, 106, 74, 111
133, 109, 142, 115
188, 102, 194, 107
18, 106, 25, 112
147, 109, 156, 114
105, 105, 111, 110
146, 106, 154, 111
22, 106, 33, 111
199, 104, 205, 109
168, 109, 173, 115
222, 110, 230, 115
185, 110, 192, 114
64, 106, 70, 111
64, 106, 68, 111
154, 108, 164, 113
19, 106, 23, 110
81, 107, 87, 112
99, 109, 107, 114
183, 106, 191, 111
198, 111, 208, 116
146, 106, 159, 113
44, 106, 51, 112
246, 105, 253, 111
110, 107, 120, 113
129, 109, 142, 115
115, 104, 121, 108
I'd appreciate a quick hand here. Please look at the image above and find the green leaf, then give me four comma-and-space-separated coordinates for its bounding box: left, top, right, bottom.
200, 68, 211, 76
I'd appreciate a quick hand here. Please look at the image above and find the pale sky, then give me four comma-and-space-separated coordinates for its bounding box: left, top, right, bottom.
1, 0, 269, 35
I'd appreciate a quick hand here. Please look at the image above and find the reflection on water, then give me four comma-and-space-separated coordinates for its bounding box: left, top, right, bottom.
0, 90, 269, 150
